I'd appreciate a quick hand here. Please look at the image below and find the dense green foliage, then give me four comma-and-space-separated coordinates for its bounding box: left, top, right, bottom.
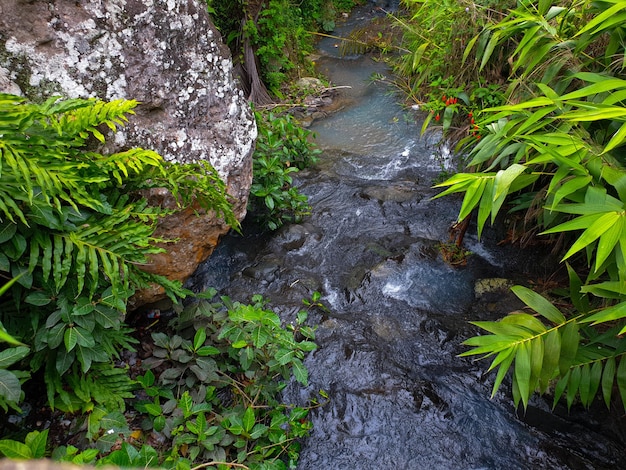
402, 0, 626, 411
249, 111, 321, 230
0, 93, 235, 412
208, 0, 358, 97
0, 94, 319, 468
393, 0, 516, 132
0, 293, 321, 469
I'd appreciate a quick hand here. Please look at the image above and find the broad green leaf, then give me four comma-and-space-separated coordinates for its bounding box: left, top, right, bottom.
64, 327, 78, 352
193, 327, 207, 351
477, 178, 494, 238
0, 439, 33, 459
196, 345, 220, 356
560, 107, 626, 121
480, 30, 500, 71
0, 346, 29, 368
0, 369, 22, 403
560, 78, 626, 101
24, 291, 52, 306
553, 370, 570, 408
470, 320, 535, 339
275, 348, 295, 365
252, 325, 268, 348
74, 326, 95, 348
243, 406, 255, 433
0, 221, 17, 244
291, 357, 308, 385
25, 430, 49, 459
47, 323, 66, 349
580, 280, 626, 298
179, 391, 193, 418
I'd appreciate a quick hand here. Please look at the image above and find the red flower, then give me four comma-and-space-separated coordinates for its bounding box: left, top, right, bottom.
468, 111, 473, 117
435, 114, 441, 121
470, 118, 475, 124
442, 95, 447, 102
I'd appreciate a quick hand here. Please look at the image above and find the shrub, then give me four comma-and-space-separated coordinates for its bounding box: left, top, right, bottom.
433, 1, 626, 411
0, 93, 235, 412
249, 111, 321, 230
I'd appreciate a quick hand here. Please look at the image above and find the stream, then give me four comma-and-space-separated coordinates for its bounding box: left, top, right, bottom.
189, 3, 626, 469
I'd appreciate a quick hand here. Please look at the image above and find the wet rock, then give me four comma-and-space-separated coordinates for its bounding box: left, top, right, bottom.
0, 0, 256, 307
360, 181, 419, 203
242, 257, 281, 283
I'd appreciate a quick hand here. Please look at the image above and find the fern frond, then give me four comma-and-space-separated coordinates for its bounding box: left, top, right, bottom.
54, 98, 137, 143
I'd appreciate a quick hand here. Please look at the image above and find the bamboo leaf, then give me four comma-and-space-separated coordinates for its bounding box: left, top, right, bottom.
459, 177, 489, 221
514, 341, 532, 409
549, 176, 592, 211
578, 363, 591, 407
539, 329, 561, 392
588, 360, 603, 408
576, 2, 626, 37
553, 370, 570, 408
480, 30, 500, 71
511, 285, 566, 324
491, 347, 516, 398
585, 301, 626, 326
617, 356, 626, 412
559, 322, 579, 375
561, 212, 620, 262
603, 121, 626, 154
530, 335, 544, 390
477, 178, 494, 239
567, 366, 581, 409
602, 356, 616, 408
501, 312, 547, 335
595, 215, 623, 271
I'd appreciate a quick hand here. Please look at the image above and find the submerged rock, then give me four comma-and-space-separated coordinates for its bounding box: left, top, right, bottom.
0, 0, 256, 306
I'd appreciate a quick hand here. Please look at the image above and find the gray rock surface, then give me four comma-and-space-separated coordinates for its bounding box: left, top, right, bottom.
0, 0, 256, 305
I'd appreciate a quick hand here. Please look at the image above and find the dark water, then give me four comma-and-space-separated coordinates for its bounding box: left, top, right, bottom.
189, 4, 626, 469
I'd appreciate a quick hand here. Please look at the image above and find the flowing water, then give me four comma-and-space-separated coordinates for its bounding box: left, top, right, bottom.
190, 4, 626, 468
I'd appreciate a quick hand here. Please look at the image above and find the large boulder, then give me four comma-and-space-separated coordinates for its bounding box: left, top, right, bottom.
0, 0, 256, 306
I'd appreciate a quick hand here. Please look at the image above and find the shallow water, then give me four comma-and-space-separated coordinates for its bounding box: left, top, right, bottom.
190, 4, 626, 469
